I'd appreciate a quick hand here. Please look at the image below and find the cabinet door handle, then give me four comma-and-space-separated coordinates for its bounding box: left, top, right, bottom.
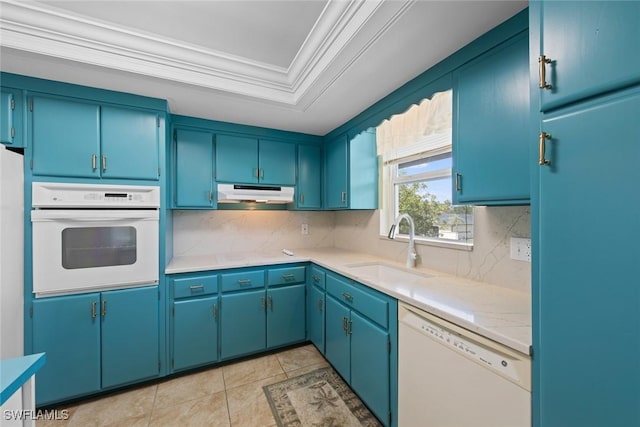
342, 292, 353, 302
342, 316, 348, 333
101, 155, 107, 172
347, 320, 352, 335
312, 274, 320, 283
538, 132, 552, 166
317, 298, 323, 313
538, 55, 552, 90
91, 301, 97, 319
208, 191, 213, 203
212, 303, 217, 320
237, 279, 252, 286
255, 168, 260, 179
300, 192, 305, 204
455, 173, 462, 192
91, 154, 98, 171
259, 168, 264, 179
261, 296, 266, 309
101, 300, 107, 317
340, 192, 347, 203
268, 295, 273, 310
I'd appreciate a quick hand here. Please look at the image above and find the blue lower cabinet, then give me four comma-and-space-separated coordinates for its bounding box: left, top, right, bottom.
32, 293, 101, 405
266, 284, 306, 348
324, 271, 396, 427
101, 286, 160, 388
32, 286, 159, 405
307, 283, 325, 354
220, 289, 267, 359
172, 296, 218, 371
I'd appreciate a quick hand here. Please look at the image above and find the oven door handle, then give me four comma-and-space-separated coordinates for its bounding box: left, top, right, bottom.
31, 210, 159, 222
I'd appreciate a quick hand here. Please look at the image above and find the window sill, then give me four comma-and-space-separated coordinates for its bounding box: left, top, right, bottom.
379, 234, 473, 251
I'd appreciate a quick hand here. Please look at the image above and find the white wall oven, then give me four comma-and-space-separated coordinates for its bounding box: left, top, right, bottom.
31, 183, 160, 297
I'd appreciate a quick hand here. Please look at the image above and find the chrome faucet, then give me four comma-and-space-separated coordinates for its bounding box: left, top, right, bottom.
388, 213, 417, 268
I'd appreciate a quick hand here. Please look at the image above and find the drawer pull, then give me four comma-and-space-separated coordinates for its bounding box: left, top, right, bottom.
189, 285, 204, 291
342, 292, 353, 302
238, 279, 252, 286
312, 274, 320, 283
282, 273, 295, 281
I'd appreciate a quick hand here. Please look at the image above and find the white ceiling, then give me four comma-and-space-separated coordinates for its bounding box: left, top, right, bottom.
0, 0, 527, 135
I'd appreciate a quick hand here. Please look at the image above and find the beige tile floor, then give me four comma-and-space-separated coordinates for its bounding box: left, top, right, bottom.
37, 344, 329, 427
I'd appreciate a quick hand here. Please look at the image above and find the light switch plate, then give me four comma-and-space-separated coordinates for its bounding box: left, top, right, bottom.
510, 237, 531, 262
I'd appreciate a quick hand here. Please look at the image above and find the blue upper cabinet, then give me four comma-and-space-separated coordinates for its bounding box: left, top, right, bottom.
296, 144, 322, 209
453, 31, 530, 205
215, 134, 259, 183
324, 130, 377, 210
537, 1, 640, 112
174, 128, 215, 208
1, 88, 23, 147
100, 106, 159, 180
215, 134, 296, 185
31, 96, 100, 178
30, 95, 161, 180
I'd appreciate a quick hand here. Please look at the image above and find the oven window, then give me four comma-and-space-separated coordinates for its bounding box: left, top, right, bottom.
62, 227, 137, 269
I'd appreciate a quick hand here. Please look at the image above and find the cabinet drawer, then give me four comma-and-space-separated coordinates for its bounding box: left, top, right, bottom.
309, 265, 326, 289
220, 270, 264, 292
267, 266, 306, 286
326, 273, 388, 328
173, 275, 218, 299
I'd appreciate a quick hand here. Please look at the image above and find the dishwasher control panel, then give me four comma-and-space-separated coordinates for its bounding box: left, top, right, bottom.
402, 306, 528, 388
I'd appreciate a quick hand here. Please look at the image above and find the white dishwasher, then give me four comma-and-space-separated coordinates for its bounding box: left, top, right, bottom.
398, 302, 531, 427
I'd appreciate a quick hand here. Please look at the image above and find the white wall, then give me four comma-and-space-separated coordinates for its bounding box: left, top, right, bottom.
172, 205, 530, 293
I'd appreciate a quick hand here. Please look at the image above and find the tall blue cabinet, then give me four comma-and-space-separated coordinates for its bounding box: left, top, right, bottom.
530, 2, 640, 426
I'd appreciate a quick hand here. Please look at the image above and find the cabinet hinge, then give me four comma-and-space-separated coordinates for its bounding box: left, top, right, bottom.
30, 158, 33, 170
173, 130, 177, 142
10, 99, 15, 110
29, 100, 33, 112
157, 116, 160, 128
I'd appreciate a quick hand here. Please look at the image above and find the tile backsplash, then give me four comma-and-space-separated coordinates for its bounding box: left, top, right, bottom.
172, 205, 530, 293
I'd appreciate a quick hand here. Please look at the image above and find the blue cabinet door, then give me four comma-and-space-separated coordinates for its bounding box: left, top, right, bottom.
297, 144, 322, 209
348, 129, 378, 209
101, 286, 159, 389
324, 135, 348, 209
32, 293, 101, 405
1, 90, 15, 145
175, 129, 214, 208
453, 31, 529, 205
266, 284, 305, 348
307, 284, 325, 354
325, 295, 351, 381
100, 106, 159, 180
537, 87, 640, 427
259, 140, 296, 185
351, 311, 390, 426
173, 296, 218, 371
538, 1, 640, 112
220, 289, 266, 359
30, 96, 100, 178
216, 134, 259, 183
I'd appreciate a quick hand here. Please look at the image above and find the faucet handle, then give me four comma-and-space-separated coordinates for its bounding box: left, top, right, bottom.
388, 224, 396, 239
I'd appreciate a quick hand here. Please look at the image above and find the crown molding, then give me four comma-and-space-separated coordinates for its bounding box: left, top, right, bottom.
0, 0, 412, 108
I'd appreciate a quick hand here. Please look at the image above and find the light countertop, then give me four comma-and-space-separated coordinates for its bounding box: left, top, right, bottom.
166, 248, 531, 355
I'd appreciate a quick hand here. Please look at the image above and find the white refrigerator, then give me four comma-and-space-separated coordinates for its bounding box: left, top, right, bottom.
0, 144, 24, 359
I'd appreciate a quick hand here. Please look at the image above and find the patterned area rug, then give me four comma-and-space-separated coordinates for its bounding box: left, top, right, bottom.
263, 367, 382, 427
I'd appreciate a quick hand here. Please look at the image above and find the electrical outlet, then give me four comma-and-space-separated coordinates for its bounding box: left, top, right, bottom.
510, 237, 531, 262
301, 224, 309, 235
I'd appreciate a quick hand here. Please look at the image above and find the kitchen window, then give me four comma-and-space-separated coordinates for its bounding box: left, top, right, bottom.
378, 90, 473, 247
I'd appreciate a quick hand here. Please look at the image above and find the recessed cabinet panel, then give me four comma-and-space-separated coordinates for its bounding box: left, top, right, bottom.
220, 289, 266, 359
31, 96, 100, 178
325, 295, 351, 381
325, 135, 348, 209
101, 107, 159, 180
259, 140, 296, 185
307, 284, 325, 354
297, 144, 322, 209
266, 284, 306, 348
173, 296, 218, 371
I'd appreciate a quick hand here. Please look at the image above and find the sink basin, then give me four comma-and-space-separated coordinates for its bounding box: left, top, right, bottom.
346, 262, 432, 283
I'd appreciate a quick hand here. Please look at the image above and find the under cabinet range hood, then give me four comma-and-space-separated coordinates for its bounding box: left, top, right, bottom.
217, 184, 294, 204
